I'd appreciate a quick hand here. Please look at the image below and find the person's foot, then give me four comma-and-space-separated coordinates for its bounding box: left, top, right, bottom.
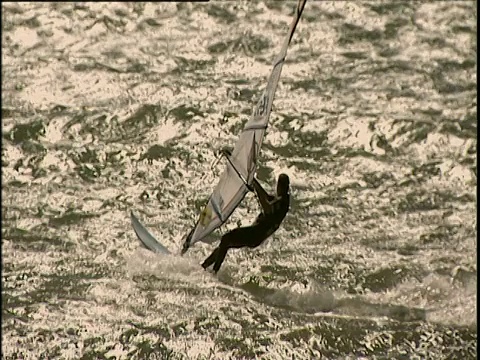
201, 261, 211, 270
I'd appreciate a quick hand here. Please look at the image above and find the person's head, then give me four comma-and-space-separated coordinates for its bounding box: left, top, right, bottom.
276, 173, 290, 196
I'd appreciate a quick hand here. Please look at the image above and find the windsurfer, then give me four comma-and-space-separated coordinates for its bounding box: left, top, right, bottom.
201, 174, 290, 273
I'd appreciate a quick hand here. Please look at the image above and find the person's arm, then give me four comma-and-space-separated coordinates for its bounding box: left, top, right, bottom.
252, 178, 275, 214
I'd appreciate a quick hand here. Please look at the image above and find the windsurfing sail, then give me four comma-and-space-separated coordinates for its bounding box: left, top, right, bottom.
181, 0, 307, 254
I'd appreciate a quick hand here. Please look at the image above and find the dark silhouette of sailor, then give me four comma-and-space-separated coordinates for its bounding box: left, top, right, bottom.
202, 174, 290, 273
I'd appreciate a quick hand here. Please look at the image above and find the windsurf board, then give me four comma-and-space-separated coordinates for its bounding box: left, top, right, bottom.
130, 211, 171, 255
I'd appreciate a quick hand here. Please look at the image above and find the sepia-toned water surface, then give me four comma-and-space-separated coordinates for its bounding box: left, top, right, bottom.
2, 2, 477, 359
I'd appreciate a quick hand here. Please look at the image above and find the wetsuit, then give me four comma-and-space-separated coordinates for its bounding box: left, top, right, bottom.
202, 175, 290, 273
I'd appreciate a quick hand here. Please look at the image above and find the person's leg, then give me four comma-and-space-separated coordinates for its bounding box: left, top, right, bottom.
213, 242, 229, 273
201, 247, 219, 269
212, 226, 261, 273
202, 229, 244, 271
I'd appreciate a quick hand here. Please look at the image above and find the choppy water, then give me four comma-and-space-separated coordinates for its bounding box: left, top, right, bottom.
2, 1, 477, 359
